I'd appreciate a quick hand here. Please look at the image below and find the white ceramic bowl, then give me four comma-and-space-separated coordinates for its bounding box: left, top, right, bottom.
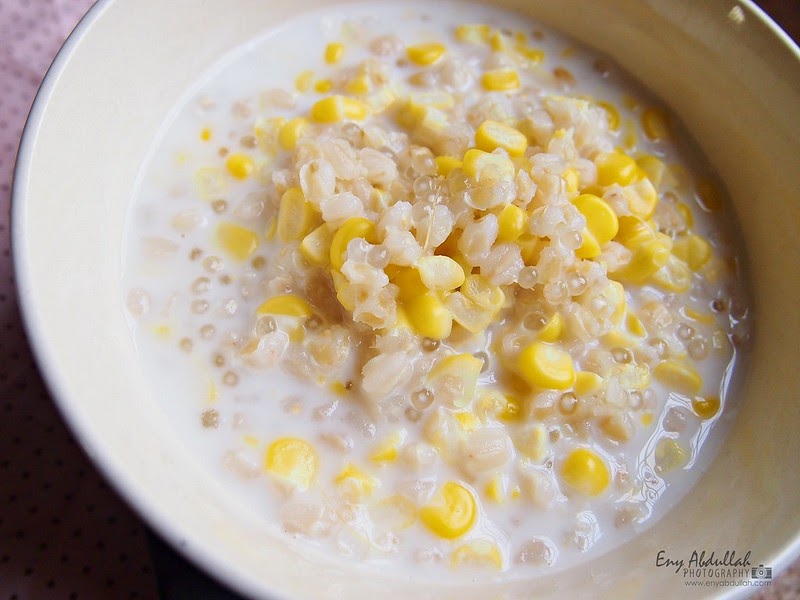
13, 0, 800, 598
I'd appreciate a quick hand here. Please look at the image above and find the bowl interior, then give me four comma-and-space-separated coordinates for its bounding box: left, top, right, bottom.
14, 0, 800, 597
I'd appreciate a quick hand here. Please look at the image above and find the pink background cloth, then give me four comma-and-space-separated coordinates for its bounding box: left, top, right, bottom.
0, 1, 797, 598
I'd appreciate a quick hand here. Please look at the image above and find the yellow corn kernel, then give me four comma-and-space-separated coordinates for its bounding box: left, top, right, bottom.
642, 107, 670, 141
692, 396, 721, 420
461, 148, 515, 182
482, 68, 520, 92
420, 481, 476, 539
225, 153, 255, 179
451, 541, 503, 570
407, 42, 446, 66
672, 234, 712, 271
624, 175, 659, 219
561, 447, 610, 496
277, 187, 316, 242
388, 266, 428, 302
563, 168, 580, 194
485, 473, 508, 503
655, 438, 687, 473
406, 292, 453, 340
200, 127, 212, 141
314, 79, 333, 94
454, 411, 480, 432
370, 431, 406, 463
518, 341, 576, 390
277, 117, 309, 151
435, 155, 463, 177
653, 360, 703, 395
475, 120, 528, 156
324, 42, 345, 64
684, 307, 714, 324
330, 269, 354, 311
651, 254, 692, 292
460, 274, 505, 311
299, 223, 333, 265
497, 204, 527, 242
597, 101, 620, 131
636, 155, 666, 187
515, 44, 544, 63
334, 463, 377, 498
345, 73, 371, 95
455, 24, 490, 44
498, 394, 523, 422
612, 237, 671, 283
427, 353, 483, 408
574, 371, 603, 396
614, 215, 655, 249
216, 222, 259, 261
310, 95, 368, 123
329, 381, 348, 396
489, 30, 508, 52
676, 202, 695, 229
330, 217, 377, 269
573, 193, 619, 259
537, 312, 563, 342
626, 312, 647, 337
257, 294, 313, 318
295, 69, 314, 92
516, 423, 549, 463
264, 437, 317, 491
416, 255, 466, 291
641, 412, 655, 427
445, 292, 495, 334
623, 118, 637, 149
595, 151, 638, 187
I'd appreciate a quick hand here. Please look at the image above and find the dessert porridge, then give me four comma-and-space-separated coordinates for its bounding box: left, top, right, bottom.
123, 2, 751, 577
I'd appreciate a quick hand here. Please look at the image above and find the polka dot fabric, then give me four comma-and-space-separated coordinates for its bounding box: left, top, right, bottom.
0, 2, 797, 600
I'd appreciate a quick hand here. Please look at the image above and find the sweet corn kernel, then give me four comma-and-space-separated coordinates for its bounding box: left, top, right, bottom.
324, 42, 345, 64
481, 69, 521, 92
314, 79, 333, 93
461, 274, 505, 311
641, 412, 655, 427
595, 151, 638, 187
200, 127, 212, 141
295, 69, 314, 92
614, 215, 655, 249
257, 294, 313, 318
655, 438, 687, 473
416, 255, 466, 291
461, 148, 515, 182
515, 44, 545, 63
396, 99, 448, 132
624, 175, 659, 219
345, 73, 371, 95
278, 117, 309, 151
299, 224, 333, 265
642, 107, 670, 141
573, 193, 619, 259
427, 353, 483, 408
561, 447, 610, 496
574, 371, 603, 396
216, 222, 259, 261
370, 431, 406, 463
676, 202, 695, 229
692, 396, 721, 420
489, 30, 507, 52
334, 463, 377, 498
277, 187, 317, 242
537, 312, 563, 342
611, 237, 671, 283
331, 269, 355, 311
672, 234, 712, 271
451, 541, 503, 570
310, 95, 368, 123
597, 101, 620, 131
435, 155, 463, 177
636, 155, 666, 187
389, 266, 428, 301
330, 217, 377, 269
518, 341, 576, 390
563, 168, 580, 194
454, 411, 480, 432
225, 153, 255, 179
653, 360, 703, 395
445, 292, 495, 334
406, 292, 453, 340
407, 42, 446, 66
420, 481, 476, 539
264, 437, 318, 491
651, 254, 692, 292
475, 120, 528, 156
516, 423, 549, 463
485, 473, 508, 503
455, 24, 491, 44
626, 312, 647, 337
497, 204, 527, 242
498, 394, 523, 422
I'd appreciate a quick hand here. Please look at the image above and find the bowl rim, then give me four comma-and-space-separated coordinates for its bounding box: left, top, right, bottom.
10, 1, 800, 598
